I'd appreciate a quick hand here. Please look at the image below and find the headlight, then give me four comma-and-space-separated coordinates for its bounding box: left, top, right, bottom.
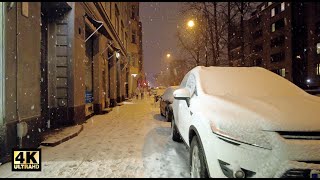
210, 122, 272, 150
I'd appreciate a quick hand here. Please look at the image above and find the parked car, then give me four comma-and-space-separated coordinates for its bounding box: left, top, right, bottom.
171, 66, 320, 178
152, 86, 167, 102
159, 86, 179, 121
305, 88, 320, 97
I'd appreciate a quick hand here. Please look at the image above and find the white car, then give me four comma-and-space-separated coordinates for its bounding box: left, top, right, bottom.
171, 66, 320, 178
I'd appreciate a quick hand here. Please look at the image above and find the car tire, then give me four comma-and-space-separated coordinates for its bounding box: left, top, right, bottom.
171, 117, 182, 142
160, 105, 165, 117
165, 108, 170, 122
190, 136, 209, 178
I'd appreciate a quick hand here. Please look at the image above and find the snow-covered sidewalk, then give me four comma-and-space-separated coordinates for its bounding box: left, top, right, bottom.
0, 97, 189, 178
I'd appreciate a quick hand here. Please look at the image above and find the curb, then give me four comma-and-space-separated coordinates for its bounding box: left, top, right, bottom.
40, 124, 84, 147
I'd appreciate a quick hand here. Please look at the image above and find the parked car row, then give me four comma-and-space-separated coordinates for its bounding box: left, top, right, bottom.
159, 86, 179, 122
158, 66, 320, 178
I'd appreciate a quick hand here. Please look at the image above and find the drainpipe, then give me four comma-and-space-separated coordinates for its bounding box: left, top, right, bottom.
15, 2, 22, 148
14, 3, 27, 148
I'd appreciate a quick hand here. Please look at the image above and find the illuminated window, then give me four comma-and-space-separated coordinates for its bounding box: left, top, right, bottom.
261, 5, 265, 11
317, 64, 320, 75
268, 2, 272, 6
281, 2, 285, 11
271, 23, 275, 32
273, 68, 286, 77
317, 43, 320, 54
280, 68, 285, 77
271, 8, 275, 17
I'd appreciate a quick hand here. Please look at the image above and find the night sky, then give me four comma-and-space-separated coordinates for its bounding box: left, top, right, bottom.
140, 2, 182, 87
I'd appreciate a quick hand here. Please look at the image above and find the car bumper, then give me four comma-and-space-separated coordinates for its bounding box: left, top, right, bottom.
203, 133, 320, 178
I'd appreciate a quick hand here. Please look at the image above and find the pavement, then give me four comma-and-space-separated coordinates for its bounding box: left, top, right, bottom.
40, 125, 84, 147
0, 96, 190, 178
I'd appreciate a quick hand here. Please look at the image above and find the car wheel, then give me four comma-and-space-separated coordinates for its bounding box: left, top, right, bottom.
160, 110, 164, 117
171, 117, 182, 142
160, 105, 164, 117
190, 136, 209, 178
165, 109, 170, 122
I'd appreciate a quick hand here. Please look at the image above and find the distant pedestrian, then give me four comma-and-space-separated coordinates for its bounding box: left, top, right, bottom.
141, 90, 144, 99
135, 87, 140, 99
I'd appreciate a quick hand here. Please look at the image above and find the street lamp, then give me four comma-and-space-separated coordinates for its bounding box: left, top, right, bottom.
166, 53, 171, 58
187, 20, 195, 28
116, 52, 120, 59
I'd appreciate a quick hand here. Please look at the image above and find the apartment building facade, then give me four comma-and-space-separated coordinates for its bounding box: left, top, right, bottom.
0, 2, 143, 163
229, 2, 320, 89
127, 2, 144, 98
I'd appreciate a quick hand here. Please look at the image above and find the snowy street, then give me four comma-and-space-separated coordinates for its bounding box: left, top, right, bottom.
0, 97, 190, 178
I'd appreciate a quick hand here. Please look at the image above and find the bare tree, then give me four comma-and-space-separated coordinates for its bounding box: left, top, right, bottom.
178, 2, 257, 66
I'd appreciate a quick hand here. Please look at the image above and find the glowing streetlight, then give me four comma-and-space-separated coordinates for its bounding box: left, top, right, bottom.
187, 20, 195, 28
166, 53, 171, 58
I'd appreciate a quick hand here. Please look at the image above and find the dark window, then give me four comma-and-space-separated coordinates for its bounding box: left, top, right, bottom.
271, 18, 285, 32
271, 51, 285, 62
230, 49, 241, 61
131, 5, 135, 19
132, 29, 136, 44
271, 4, 282, 17
252, 44, 263, 53
252, 30, 263, 39
271, 35, 285, 48
272, 68, 286, 77
275, 18, 285, 29
253, 58, 262, 66
316, 21, 320, 35
250, 17, 261, 27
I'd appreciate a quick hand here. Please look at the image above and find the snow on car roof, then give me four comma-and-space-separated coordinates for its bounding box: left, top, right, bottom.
192, 66, 307, 97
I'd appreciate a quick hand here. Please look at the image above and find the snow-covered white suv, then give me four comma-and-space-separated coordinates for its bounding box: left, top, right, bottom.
171, 66, 320, 178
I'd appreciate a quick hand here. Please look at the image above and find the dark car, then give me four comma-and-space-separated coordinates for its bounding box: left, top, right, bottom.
305, 88, 320, 97
159, 86, 179, 122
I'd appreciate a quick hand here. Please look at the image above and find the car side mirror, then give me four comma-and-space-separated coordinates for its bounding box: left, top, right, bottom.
173, 88, 191, 107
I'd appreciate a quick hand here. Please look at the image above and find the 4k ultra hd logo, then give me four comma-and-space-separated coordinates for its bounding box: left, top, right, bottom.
12, 149, 41, 171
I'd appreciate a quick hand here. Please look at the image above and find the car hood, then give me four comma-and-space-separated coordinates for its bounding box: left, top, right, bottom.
193, 94, 320, 132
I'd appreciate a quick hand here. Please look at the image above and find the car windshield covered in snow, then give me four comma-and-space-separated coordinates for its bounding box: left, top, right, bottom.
199, 67, 307, 97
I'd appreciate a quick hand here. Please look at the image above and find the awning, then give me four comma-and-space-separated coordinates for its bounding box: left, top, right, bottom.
85, 14, 111, 40
111, 43, 121, 52
85, 13, 126, 57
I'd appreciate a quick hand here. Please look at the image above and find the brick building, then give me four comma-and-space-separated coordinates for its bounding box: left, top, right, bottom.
0, 2, 143, 163
229, 2, 320, 89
